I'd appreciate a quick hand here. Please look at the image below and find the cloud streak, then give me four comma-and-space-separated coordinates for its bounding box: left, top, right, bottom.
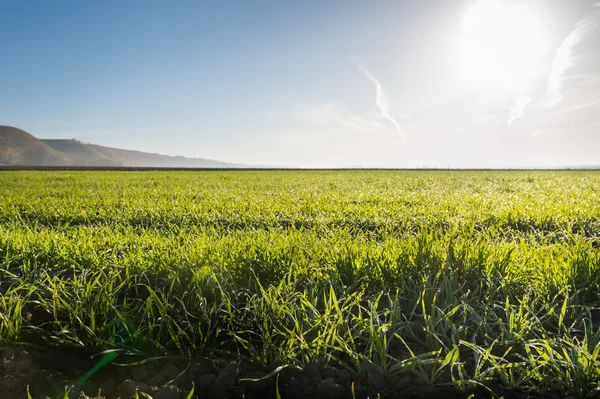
545, 15, 600, 109
357, 64, 405, 137
506, 96, 531, 129
265, 102, 392, 137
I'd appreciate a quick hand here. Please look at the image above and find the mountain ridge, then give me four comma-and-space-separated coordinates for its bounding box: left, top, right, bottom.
0, 126, 246, 168
0, 126, 72, 166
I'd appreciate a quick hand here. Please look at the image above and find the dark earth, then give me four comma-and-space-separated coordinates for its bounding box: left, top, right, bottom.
0, 346, 510, 399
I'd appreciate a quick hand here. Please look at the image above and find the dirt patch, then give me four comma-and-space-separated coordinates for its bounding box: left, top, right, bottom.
1, 346, 497, 399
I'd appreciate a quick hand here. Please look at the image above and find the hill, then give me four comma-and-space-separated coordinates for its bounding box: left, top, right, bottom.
87, 144, 244, 168
42, 140, 121, 167
0, 126, 244, 168
0, 126, 72, 166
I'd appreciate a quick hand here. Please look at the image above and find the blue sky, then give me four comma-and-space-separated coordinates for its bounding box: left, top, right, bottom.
2, 0, 599, 167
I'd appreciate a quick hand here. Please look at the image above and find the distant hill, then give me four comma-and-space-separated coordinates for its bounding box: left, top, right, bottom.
0, 126, 72, 166
42, 139, 121, 167
0, 126, 245, 168
87, 144, 243, 168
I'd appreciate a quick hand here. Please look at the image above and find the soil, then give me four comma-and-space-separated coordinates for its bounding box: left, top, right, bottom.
0, 346, 502, 399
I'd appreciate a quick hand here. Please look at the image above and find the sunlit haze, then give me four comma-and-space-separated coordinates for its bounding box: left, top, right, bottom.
458, 0, 549, 90
2, 0, 599, 168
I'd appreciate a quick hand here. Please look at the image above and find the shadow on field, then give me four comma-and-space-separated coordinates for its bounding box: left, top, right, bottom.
1, 346, 490, 399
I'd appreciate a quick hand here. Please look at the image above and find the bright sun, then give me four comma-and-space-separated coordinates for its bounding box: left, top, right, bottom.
458, 0, 548, 90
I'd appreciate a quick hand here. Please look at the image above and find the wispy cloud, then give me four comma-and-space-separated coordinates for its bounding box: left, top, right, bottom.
544, 15, 600, 109
506, 96, 531, 129
265, 102, 391, 136
549, 100, 600, 118
356, 64, 405, 137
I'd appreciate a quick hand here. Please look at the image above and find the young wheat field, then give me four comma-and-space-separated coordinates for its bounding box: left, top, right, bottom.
1, 170, 599, 399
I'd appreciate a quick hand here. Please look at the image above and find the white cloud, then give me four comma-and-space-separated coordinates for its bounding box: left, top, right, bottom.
265, 102, 392, 136
506, 96, 532, 129
553, 99, 600, 116
356, 64, 405, 137
545, 15, 600, 109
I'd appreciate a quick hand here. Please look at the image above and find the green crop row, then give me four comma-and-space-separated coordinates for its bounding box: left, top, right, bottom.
1, 170, 599, 398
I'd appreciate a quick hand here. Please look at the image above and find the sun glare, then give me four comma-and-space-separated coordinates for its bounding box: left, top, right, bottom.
458, 0, 548, 90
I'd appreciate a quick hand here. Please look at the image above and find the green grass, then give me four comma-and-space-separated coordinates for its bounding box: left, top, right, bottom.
1, 170, 600, 397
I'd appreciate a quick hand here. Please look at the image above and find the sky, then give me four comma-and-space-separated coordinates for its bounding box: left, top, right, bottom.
1, 0, 599, 168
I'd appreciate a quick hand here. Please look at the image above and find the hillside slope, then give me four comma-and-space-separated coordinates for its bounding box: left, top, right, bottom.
0, 126, 246, 167
0, 126, 72, 166
88, 144, 243, 168
42, 140, 121, 167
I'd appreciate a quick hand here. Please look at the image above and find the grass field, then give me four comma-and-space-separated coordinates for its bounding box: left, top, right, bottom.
1, 170, 600, 399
